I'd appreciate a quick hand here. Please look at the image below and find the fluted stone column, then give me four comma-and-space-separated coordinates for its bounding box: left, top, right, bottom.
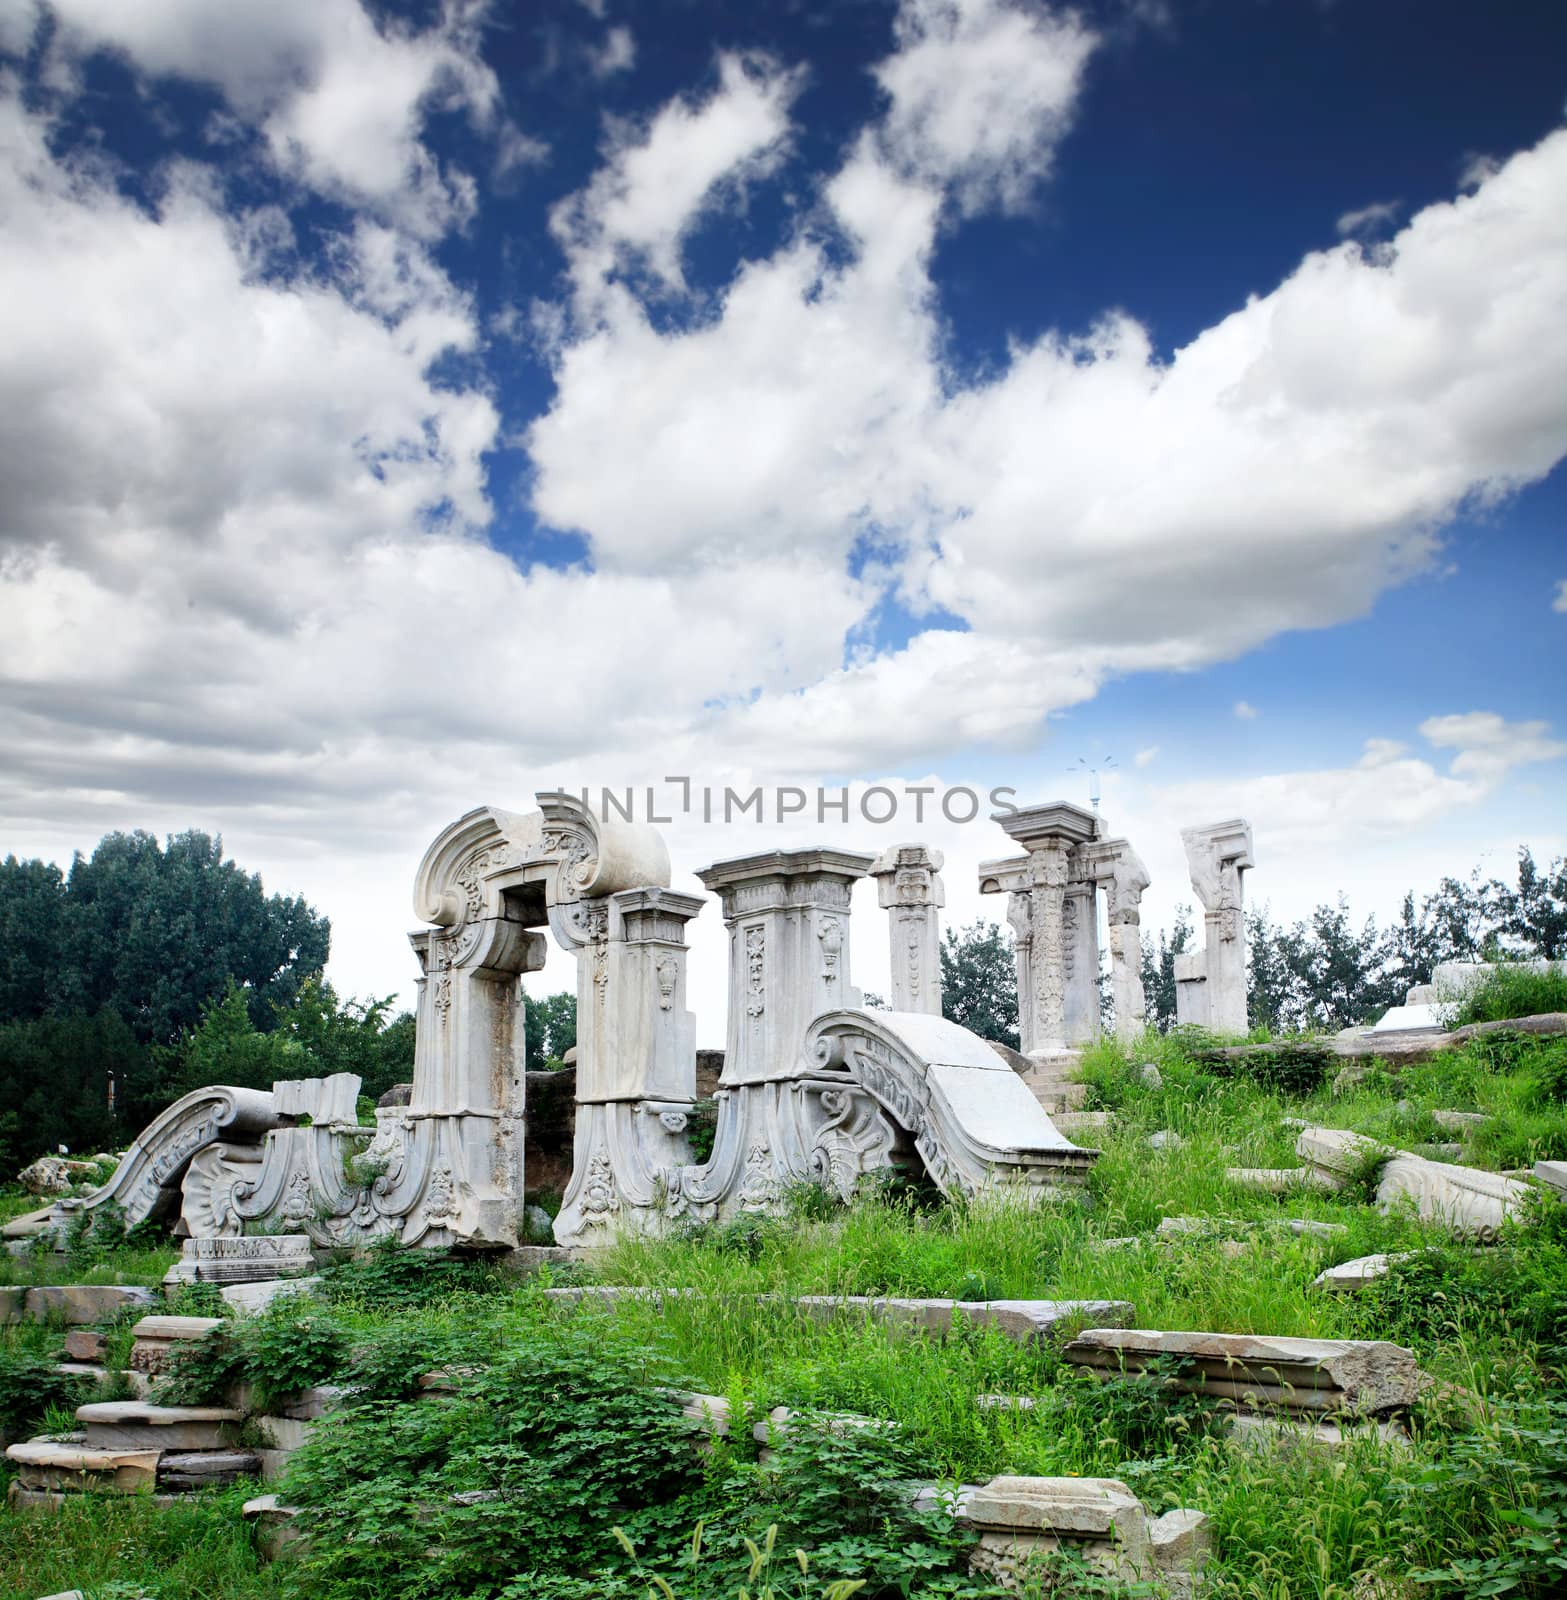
868, 844, 944, 1014
1181, 819, 1254, 1035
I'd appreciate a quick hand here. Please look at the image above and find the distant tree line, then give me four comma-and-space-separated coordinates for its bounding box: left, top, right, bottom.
0, 831, 389, 1174
942, 846, 1565, 1046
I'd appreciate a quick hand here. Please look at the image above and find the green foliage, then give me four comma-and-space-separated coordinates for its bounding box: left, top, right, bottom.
155, 1306, 346, 1413
273, 976, 415, 1104
0, 1347, 93, 1442
524, 988, 578, 1071
315, 1236, 507, 1311
939, 921, 1018, 1048
1193, 1038, 1333, 1097
1453, 963, 1567, 1026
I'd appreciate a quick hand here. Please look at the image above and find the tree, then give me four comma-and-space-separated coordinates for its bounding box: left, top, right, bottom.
0, 831, 331, 1046
523, 990, 577, 1071
939, 921, 1018, 1049
273, 977, 415, 1104
1492, 847, 1567, 959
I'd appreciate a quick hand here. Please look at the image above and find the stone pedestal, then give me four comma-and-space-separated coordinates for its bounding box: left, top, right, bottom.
868, 844, 945, 1014
1173, 950, 1207, 1027
1181, 819, 1254, 1035
980, 802, 1100, 1058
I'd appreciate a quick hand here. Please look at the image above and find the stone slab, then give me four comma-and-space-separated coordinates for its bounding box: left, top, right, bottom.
794, 1295, 1134, 1346
1431, 1110, 1488, 1131
157, 1449, 261, 1490
62, 1330, 106, 1362
7, 1438, 161, 1493
165, 1235, 314, 1287
11, 1285, 158, 1325
1311, 1254, 1398, 1292
78, 1401, 243, 1452
219, 1274, 322, 1314
1532, 1160, 1567, 1197
1226, 1412, 1411, 1454
1370, 1004, 1445, 1035
254, 1414, 316, 1453
1062, 1329, 1425, 1415
1226, 1166, 1343, 1193
8, 1482, 182, 1511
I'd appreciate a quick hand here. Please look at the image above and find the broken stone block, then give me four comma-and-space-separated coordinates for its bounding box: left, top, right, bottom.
1226, 1411, 1410, 1455
129, 1314, 225, 1375
752, 1405, 897, 1445
1311, 1254, 1398, 1292
792, 1295, 1134, 1346
1226, 1166, 1344, 1193
1149, 1130, 1185, 1152
62, 1329, 106, 1362
1535, 1160, 1567, 1197
157, 1449, 261, 1491
77, 1401, 243, 1452
22, 1285, 158, 1324
243, 1492, 303, 1561
219, 1275, 322, 1314
1140, 1063, 1163, 1088
253, 1415, 315, 1453
163, 1234, 315, 1288
277, 1384, 348, 1421
6, 1438, 161, 1493
1062, 1329, 1426, 1415
1297, 1126, 1391, 1178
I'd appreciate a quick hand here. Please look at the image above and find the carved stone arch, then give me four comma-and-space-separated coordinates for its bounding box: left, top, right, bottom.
803, 1009, 1097, 1200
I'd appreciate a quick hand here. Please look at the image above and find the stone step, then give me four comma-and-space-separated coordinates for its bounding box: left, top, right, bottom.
1062, 1329, 1425, 1416
77, 1401, 244, 1452
8, 1482, 182, 1512
157, 1449, 261, 1491
243, 1493, 303, 1561
6, 1437, 161, 1493
1026, 1079, 1090, 1113
1053, 1110, 1115, 1134
129, 1314, 225, 1375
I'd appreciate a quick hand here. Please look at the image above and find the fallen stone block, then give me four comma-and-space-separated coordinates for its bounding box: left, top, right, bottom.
277, 1384, 349, 1421
163, 1235, 315, 1288
129, 1314, 225, 1375
794, 1295, 1135, 1347
7, 1437, 161, 1493
157, 1449, 261, 1491
19, 1285, 159, 1325
1431, 1110, 1487, 1132
671, 1391, 731, 1436
752, 1405, 897, 1446
1148, 1130, 1185, 1152
1535, 1159, 1567, 1197
219, 1275, 322, 1314
1062, 1329, 1425, 1415
254, 1415, 315, 1453
1051, 1110, 1115, 1135
243, 1492, 303, 1561
62, 1330, 106, 1362
77, 1401, 244, 1452
961, 1475, 1209, 1597
1297, 1126, 1392, 1179
1311, 1254, 1398, 1292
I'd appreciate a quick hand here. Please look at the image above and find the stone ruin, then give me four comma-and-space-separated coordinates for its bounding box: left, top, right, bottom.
3, 795, 1256, 1260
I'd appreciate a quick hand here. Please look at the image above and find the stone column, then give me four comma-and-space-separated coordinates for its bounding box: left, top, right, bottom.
1082, 839, 1151, 1043
1062, 881, 1100, 1045
1173, 951, 1207, 1027
867, 844, 944, 1014
554, 887, 704, 1245
979, 802, 1100, 1060
685, 849, 874, 1216
1181, 819, 1254, 1035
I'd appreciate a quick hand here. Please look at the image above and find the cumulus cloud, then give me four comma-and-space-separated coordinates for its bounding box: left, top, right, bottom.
589, 25, 636, 79
551, 51, 802, 295
874, 0, 1097, 214
1135, 746, 1160, 767
31, 0, 526, 235
1419, 711, 1567, 781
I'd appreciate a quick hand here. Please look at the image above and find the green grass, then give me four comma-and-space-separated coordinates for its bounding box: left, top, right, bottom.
1452, 961, 1567, 1025
0, 1024, 1563, 1598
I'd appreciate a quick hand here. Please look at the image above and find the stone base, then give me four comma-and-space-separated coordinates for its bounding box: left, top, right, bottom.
7, 1438, 160, 1494
163, 1235, 315, 1287
78, 1401, 244, 1452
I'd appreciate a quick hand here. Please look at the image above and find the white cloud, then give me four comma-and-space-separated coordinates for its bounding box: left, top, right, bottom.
1233, 700, 1259, 720
1553, 578, 1567, 613
874, 0, 1096, 214
1134, 745, 1160, 767
1419, 711, 1567, 781
1335, 199, 1402, 238
33, 0, 524, 236
551, 51, 802, 295
589, 24, 636, 79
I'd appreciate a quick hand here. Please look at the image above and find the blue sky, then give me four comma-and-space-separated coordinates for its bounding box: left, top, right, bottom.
1, 0, 1563, 1026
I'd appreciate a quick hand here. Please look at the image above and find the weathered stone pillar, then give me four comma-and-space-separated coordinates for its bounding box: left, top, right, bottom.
682, 849, 876, 1216
979, 802, 1100, 1060
1062, 881, 1100, 1045
867, 844, 944, 1014
554, 887, 704, 1246
1173, 951, 1207, 1027
1181, 819, 1254, 1035
1082, 839, 1151, 1042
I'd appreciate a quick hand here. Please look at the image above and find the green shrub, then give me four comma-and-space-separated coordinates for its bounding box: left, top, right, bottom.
0, 1348, 93, 1443
315, 1235, 505, 1309
1453, 964, 1567, 1026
